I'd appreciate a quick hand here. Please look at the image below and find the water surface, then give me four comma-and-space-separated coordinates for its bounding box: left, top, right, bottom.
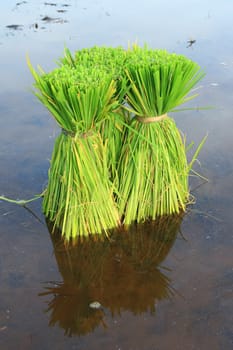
0, 1, 232, 349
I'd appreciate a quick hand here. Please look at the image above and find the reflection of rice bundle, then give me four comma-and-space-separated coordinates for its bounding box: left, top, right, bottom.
29, 45, 204, 241
40, 283, 107, 337
40, 215, 183, 336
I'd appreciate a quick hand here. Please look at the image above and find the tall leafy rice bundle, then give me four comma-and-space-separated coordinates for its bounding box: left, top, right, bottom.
117, 46, 205, 225
59, 46, 128, 180
25, 45, 205, 241
27, 59, 122, 240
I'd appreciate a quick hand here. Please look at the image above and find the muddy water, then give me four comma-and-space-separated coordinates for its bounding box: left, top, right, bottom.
0, 1, 232, 349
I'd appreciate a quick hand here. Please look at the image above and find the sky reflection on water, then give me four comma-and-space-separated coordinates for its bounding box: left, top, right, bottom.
0, 1, 232, 349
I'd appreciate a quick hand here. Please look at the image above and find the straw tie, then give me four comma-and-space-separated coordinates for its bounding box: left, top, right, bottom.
135, 114, 168, 124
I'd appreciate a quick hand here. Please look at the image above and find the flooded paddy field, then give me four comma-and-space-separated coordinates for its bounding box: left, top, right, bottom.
0, 1, 232, 349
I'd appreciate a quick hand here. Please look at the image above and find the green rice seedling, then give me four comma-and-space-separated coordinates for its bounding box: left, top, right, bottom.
43, 132, 120, 240
59, 47, 129, 180
27, 45, 205, 240
117, 46, 205, 225
27, 57, 122, 240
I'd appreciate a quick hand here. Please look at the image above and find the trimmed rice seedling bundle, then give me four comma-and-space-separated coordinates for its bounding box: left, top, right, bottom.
59, 46, 128, 180
28, 59, 122, 240
116, 46, 205, 225
27, 44, 204, 241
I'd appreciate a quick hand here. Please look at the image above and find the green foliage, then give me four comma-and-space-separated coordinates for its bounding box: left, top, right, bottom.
43, 133, 120, 240
117, 117, 189, 224
28, 44, 205, 241
114, 45, 205, 224
28, 55, 122, 240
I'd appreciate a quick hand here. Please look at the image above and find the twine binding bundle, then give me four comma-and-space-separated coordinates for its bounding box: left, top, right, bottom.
135, 114, 168, 123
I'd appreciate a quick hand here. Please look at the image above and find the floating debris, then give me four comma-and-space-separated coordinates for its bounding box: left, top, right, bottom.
210, 83, 219, 87
57, 9, 67, 13
187, 38, 196, 48
2, 211, 14, 216
16, 1, 27, 6
44, 2, 57, 6
29, 23, 39, 30
41, 16, 67, 24
0, 326, 7, 332
6, 24, 24, 30
41, 16, 57, 22
89, 301, 102, 309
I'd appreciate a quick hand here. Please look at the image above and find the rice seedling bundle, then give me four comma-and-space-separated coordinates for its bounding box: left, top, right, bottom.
116, 46, 205, 225
59, 47, 128, 179
28, 44, 204, 240
28, 59, 122, 240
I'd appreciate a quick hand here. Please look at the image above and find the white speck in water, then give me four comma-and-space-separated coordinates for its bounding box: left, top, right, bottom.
0, 326, 7, 332
89, 301, 102, 309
